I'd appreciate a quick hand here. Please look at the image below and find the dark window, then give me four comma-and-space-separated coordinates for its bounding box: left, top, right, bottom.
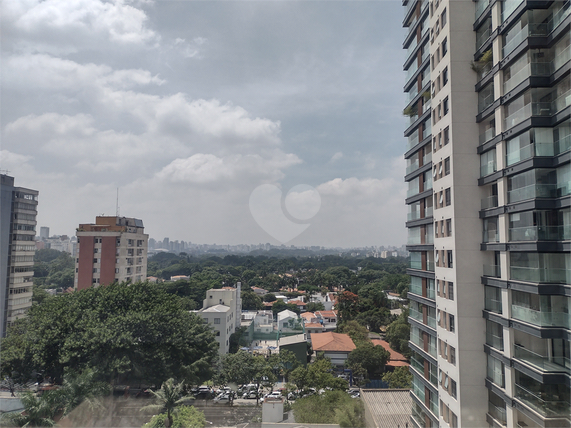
445, 188, 451, 205
443, 127, 449, 145
446, 219, 452, 236
442, 38, 448, 56
449, 314, 455, 332
442, 67, 448, 86
443, 97, 449, 115
447, 250, 453, 268
450, 379, 457, 398
448, 281, 454, 300
444, 157, 450, 175
441, 8, 447, 27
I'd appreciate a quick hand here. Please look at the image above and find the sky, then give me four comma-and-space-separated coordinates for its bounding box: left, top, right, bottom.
1, 0, 409, 248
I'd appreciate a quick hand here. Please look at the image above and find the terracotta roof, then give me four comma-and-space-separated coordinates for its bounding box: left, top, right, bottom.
300, 312, 316, 320
360, 389, 412, 428
305, 323, 324, 329
316, 310, 337, 318
372, 339, 409, 367
222, 286, 235, 290
288, 300, 306, 306
263, 301, 276, 307
311, 332, 356, 352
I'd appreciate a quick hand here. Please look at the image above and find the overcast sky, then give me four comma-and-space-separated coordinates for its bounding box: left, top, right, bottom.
1, 0, 409, 248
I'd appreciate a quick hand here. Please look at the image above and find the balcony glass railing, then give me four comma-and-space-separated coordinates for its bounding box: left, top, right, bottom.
488, 402, 507, 425
485, 296, 503, 314
410, 330, 424, 349
406, 160, 420, 175
410, 281, 422, 296
511, 304, 571, 328
514, 384, 570, 418
410, 353, 424, 374
483, 229, 499, 243
406, 63, 419, 83
507, 183, 558, 203
410, 260, 422, 270
481, 195, 498, 210
514, 344, 571, 374
502, 0, 524, 22
406, 37, 419, 58
509, 225, 571, 241
478, 91, 495, 113
407, 186, 420, 198
486, 331, 504, 350
504, 102, 552, 130
504, 62, 551, 94
510, 266, 570, 284
409, 307, 424, 323
477, 26, 492, 50
412, 380, 425, 403
479, 127, 496, 145
425, 206, 433, 218
475, 0, 490, 19
407, 210, 421, 221
429, 393, 439, 417
427, 261, 434, 272
480, 162, 497, 177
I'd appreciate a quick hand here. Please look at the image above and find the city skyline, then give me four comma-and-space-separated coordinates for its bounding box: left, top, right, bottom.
1, 0, 409, 248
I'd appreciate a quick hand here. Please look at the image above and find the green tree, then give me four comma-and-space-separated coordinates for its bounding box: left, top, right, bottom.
0, 390, 59, 427
305, 301, 325, 312
0, 282, 218, 385
143, 405, 205, 428
263, 293, 277, 302
32, 286, 52, 305
141, 379, 195, 428
337, 320, 369, 346
346, 342, 390, 379
381, 367, 412, 389
385, 309, 410, 358
268, 349, 299, 382
292, 390, 365, 428
241, 290, 263, 310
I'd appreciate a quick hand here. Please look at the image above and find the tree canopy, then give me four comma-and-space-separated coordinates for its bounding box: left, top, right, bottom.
0, 282, 218, 386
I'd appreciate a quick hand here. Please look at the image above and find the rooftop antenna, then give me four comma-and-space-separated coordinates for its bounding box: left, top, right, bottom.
116, 188, 120, 217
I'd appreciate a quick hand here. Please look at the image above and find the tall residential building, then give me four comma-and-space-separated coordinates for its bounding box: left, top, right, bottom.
402, 1, 569, 427
0, 174, 38, 337
74, 216, 148, 290
39, 226, 49, 241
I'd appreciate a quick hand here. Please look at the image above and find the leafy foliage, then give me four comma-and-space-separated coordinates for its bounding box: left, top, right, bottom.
141, 379, 195, 428
0, 282, 218, 385
385, 309, 410, 358
142, 405, 205, 428
382, 366, 412, 389
292, 390, 365, 427
287, 358, 347, 393
346, 342, 390, 379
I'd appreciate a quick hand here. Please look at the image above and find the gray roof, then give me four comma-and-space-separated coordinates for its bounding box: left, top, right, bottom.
360, 389, 412, 428
201, 304, 230, 313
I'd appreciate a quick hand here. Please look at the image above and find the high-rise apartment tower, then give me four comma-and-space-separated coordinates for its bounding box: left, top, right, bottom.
0, 174, 38, 337
75, 216, 148, 290
403, 0, 569, 427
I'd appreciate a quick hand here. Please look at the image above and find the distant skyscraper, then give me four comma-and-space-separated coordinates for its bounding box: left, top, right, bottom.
40, 226, 49, 240
0, 174, 38, 337
74, 216, 148, 290
403, 0, 570, 427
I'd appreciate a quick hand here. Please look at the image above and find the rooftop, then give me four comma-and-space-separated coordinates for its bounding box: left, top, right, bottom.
201, 304, 231, 313
311, 332, 355, 352
360, 389, 412, 428
372, 339, 409, 367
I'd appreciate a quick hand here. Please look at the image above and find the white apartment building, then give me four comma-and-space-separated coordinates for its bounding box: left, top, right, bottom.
403, 0, 569, 427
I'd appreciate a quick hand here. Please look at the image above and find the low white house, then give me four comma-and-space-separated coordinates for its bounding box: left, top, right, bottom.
277, 309, 299, 330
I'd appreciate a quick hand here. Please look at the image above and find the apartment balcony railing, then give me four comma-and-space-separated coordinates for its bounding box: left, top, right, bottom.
411, 405, 425, 428
477, 26, 492, 51
411, 307, 436, 329
406, 63, 419, 83
503, 23, 551, 58
509, 225, 571, 242
479, 127, 496, 145
480, 161, 497, 177
478, 90, 495, 113
407, 36, 419, 57
485, 295, 503, 314
486, 331, 504, 351
427, 261, 434, 272
511, 304, 571, 329
410, 353, 425, 373
408, 132, 420, 151
483, 229, 499, 243
429, 393, 439, 417
504, 102, 551, 130
481, 195, 499, 210
514, 384, 571, 418
502, 0, 525, 22
406, 159, 419, 175
407, 210, 421, 221
514, 344, 571, 374
488, 401, 507, 426
510, 266, 570, 284
507, 183, 558, 203
407, 186, 421, 198
475, 0, 490, 19
504, 62, 551, 94
412, 380, 425, 403
425, 206, 433, 218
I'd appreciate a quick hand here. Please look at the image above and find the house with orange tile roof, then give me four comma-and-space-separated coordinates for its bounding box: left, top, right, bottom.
305, 322, 325, 336
372, 339, 409, 369
310, 331, 356, 366
300, 312, 318, 323
315, 310, 338, 323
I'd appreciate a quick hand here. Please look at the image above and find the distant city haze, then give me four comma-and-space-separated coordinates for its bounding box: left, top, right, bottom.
1, 0, 408, 247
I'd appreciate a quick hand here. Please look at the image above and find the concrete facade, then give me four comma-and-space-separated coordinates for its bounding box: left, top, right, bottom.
74, 216, 148, 290
199, 285, 242, 354
0, 175, 38, 337
403, 1, 570, 427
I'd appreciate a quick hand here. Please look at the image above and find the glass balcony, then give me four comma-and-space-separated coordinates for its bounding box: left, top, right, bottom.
410, 353, 424, 374
427, 261, 434, 272
410, 330, 424, 349
504, 102, 552, 130
479, 127, 496, 145
481, 195, 498, 210
410, 280, 422, 296
510, 266, 570, 284
480, 161, 497, 177
478, 86, 495, 113
410, 259, 422, 270
514, 344, 571, 374
406, 63, 419, 83
511, 304, 571, 329
429, 392, 439, 417
425, 206, 433, 218
507, 183, 558, 203
514, 384, 570, 418
486, 330, 504, 350
476, 25, 492, 51
485, 295, 502, 314
409, 306, 424, 323
483, 229, 499, 243
502, 0, 524, 22
407, 186, 420, 198
406, 160, 420, 175
475, 0, 490, 19
488, 401, 507, 425
504, 62, 551, 94
408, 130, 420, 150
509, 225, 571, 242
406, 36, 419, 58
412, 380, 425, 404
423, 151, 432, 165
407, 210, 421, 221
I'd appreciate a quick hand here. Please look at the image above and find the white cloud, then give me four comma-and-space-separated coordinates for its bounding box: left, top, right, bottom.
3, 0, 159, 54
330, 151, 343, 162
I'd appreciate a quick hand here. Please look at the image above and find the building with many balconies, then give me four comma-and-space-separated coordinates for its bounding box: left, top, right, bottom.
402, 0, 569, 427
